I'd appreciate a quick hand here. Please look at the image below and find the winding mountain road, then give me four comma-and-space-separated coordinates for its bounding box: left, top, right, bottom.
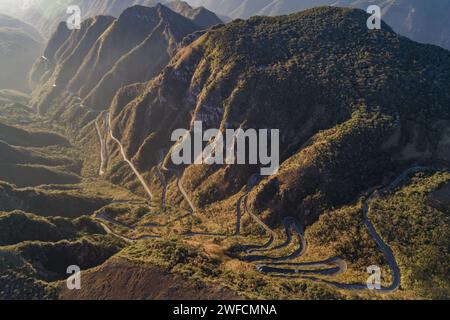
108, 112, 154, 201
252, 166, 449, 293
160, 149, 196, 214
156, 149, 167, 208
96, 212, 160, 242
95, 116, 107, 176
257, 257, 347, 277
239, 174, 277, 253
243, 217, 306, 262
91, 102, 448, 293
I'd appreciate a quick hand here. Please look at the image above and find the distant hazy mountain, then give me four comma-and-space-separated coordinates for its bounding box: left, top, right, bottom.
333, 0, 450, 50
0, 13, 44, 43
185, 0, 450, 50
166, 0, 222, 28
184, 0, 325, 18
6, 0, 221, 36
0, 14, 44, 92
0, 0, 27, 17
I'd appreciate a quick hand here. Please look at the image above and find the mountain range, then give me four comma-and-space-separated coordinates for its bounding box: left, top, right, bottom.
106, 6, 450, 224
185, 0, 450, 50
3, 0, 222, 36
30, 3, 219, 117
4, 0, 450, 50
103, 6, 449, 298
24, 5, 450, 298
0, 2, 448, 300
5, 1, 450, 51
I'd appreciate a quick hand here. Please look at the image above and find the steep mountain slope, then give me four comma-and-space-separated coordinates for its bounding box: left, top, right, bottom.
186, 0, 450, 50
31, 4, 206, 117
3, 4, 450, 300
109, 6, 450, 228
369, 172, 450, 298
30, 15, 115, 90
94, 7, 450, 298
0, 14, 44, 92
82, 4, 201, 110
0, 233, 125, 299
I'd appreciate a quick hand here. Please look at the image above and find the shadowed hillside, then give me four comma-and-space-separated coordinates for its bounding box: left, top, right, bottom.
107, 7, 450, 221
2, 2, 449, 300
30, 4, 213, 122
8, 0, 221, 36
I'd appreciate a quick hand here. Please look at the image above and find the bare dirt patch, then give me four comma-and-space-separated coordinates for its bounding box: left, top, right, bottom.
59, 258, 242, 300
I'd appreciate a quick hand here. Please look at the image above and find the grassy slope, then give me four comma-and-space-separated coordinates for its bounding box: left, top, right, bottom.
370, 172, 450, 299
1, 7, 448, 300
0, 94, 136, 299
0, 235, 125, 299
119, 238, 342, 300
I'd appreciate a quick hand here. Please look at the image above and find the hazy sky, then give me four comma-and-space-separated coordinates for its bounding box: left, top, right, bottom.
0, 0, 28, 16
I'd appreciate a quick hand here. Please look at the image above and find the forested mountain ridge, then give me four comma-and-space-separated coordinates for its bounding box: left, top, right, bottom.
185, 0, 450, 50
1, 2, 448, 300
80, 7, 447, 298
107, 6, 450, 223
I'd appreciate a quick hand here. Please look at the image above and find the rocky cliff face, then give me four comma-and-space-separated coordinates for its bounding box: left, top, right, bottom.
108, 7, 450, 227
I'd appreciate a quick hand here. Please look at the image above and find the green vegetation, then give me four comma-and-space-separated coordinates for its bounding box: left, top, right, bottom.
0, 6, 449, 300
0, 182, 113, 218
0, 210, 104, 246
0, 121, 69, 147
97, 204, 151, 226
0, 234, 125, 299
371, 172, 450, 299
0, 261, 59, 300
307, 204, 385, 268
17, 235, 125, 280
0, 106, 82, 187
0, 163, 81, 187
120, 239, 342, 300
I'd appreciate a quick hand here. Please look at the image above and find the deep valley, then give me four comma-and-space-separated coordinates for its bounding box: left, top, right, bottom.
0, 1, 448, 301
